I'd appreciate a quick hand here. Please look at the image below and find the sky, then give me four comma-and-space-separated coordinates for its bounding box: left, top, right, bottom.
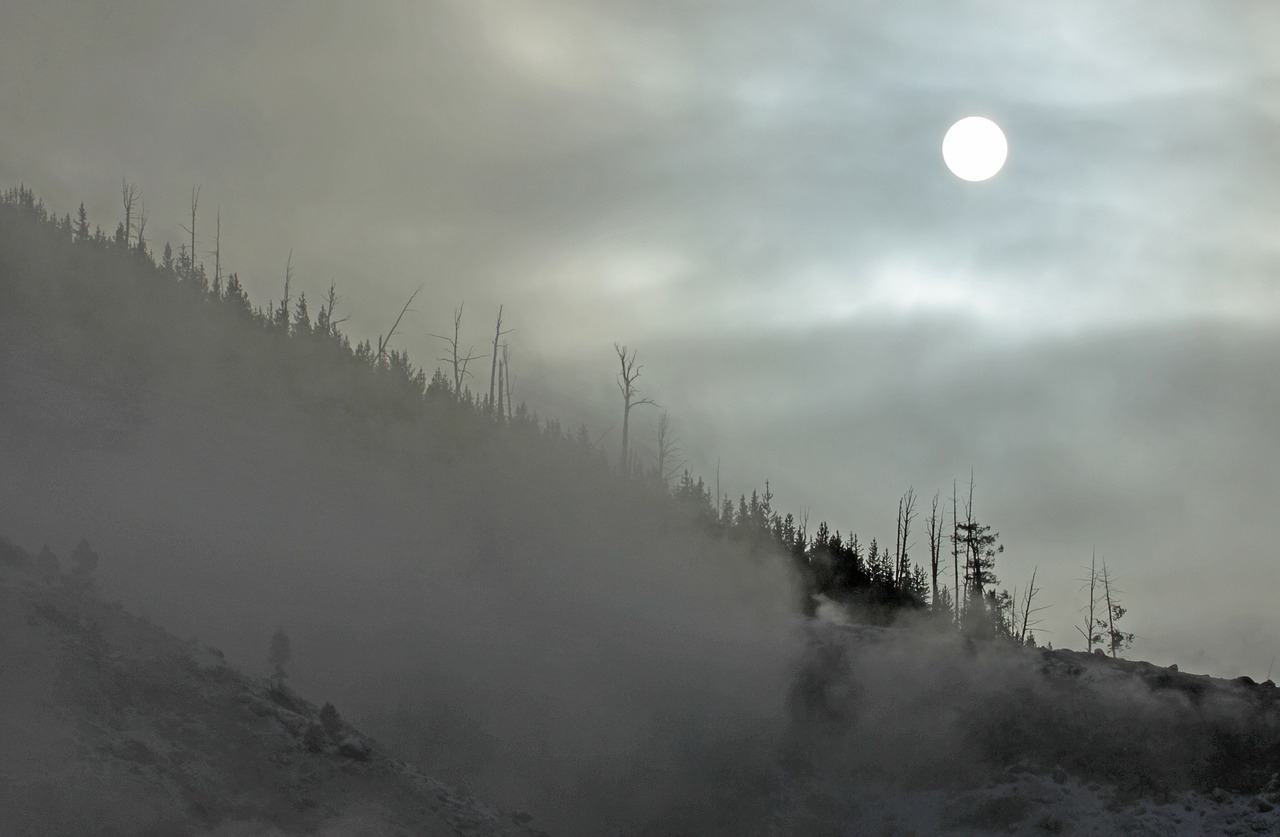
2, 0, 1279, 676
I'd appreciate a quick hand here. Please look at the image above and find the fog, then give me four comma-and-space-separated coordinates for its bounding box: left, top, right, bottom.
2, 286, 803, 831
3, 0, 1278, 674
4, 0, 1280, 831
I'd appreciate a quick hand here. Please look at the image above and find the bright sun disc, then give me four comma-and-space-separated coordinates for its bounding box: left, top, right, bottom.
942, 116, 1007, 182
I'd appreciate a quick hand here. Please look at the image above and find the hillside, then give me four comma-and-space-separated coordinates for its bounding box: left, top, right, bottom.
0, 188, 804, 833
6, 537, 1279, 836
4, 186, 1280, 835
0, 538, 544, 836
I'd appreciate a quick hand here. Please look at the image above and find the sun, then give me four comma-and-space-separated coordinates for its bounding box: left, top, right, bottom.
942, 116, 1008, 182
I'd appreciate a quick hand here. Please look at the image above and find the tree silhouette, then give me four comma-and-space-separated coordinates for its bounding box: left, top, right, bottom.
614, 343, 656, 475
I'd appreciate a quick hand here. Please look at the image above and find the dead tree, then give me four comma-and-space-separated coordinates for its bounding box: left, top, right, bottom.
894, 487, 917, 588
654, 411, 684, 484
276, 250, 293, 329
486, 306, 512, 414
134, 202, 148, 255
496, 356, 505, 419
180, 186, 200, 281
376, 284, 423, 363
1017, 567, 1047, 645
431, 304, 485, 394
1075, 550, 1102, 653
121, 179, 140, 248
926, 492, 943, 613
951, 480, 962, 627
318, 281, 348, 339
210, 210, 222, 295
614, 343, 656, 474
501, 342, 514, 420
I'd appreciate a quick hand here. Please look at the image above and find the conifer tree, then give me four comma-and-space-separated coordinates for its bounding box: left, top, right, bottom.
74, 202, 90, 242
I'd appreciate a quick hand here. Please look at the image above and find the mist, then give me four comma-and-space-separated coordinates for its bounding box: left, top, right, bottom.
4, 1, 1280, 832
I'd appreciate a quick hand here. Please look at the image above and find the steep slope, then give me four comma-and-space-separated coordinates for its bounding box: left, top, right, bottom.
0, 190, 806, 835
0, 538, 545, 836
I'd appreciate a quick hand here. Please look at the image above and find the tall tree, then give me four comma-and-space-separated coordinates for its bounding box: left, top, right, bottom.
133, 202, 148, 256
614, 343, 656, 475
120, 179, 140, 248
293, 292, 312, 337
1016, 567, 1047, 645
376, 285, 423, 364
956, 476, 1003, 635
210, 209, 222, 297
275, 250, 293, 330
654, 411, 683, 484
1099, 562, 1134, 658
951, 480, 962, 628
74, 202, 90, 242
926, 491, 943, 613
316, 280, 348, 341
1075, 550, 1102, 653
501, 342, 514, 420
180, 186, 200, 284
894, 487, 917, 588
431, 304, 484, 392
486, 305, 512, 414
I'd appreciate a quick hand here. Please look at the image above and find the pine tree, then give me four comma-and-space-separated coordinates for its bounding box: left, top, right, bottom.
293, 292, 312, 337
74, 202, 90, 242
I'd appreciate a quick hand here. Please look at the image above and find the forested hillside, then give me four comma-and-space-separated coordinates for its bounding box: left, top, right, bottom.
0, 184, 1028, 630
0, 184, 811, 833
10, 185, 1276, 835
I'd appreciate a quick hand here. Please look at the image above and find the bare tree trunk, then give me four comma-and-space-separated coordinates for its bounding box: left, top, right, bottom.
1101, 562, 1116, 658
952, 480, 961, 627
212, 210, 221, 295
134, 203, 147, 255
716, 458, 722, 523
927, 492, 942, 612
322, 281, 347, 338
181, 186, 200, 280
964, 474, 976, 606
496, 358, 505, 419
121, 179, 140, 248
1018, 567, 1041, 644
279, 250, 293, 329
502, 342, 514, 420
895, 488, 917, 588
1075, 550, 1098, 653
655, 411, 681, 484
431, 304, 484, 394
377, 285, 423, 362
614, 344, 655, 474
487, 306, 511, 414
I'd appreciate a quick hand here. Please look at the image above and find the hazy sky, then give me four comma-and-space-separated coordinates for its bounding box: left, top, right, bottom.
3, 0, 1279, 675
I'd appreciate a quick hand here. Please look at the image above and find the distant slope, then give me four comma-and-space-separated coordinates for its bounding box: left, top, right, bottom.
0, 537, 546, 837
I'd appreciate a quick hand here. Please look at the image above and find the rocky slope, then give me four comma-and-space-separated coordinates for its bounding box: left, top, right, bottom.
0, 537, 546, 837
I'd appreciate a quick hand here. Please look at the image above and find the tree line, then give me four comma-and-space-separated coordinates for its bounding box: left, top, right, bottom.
0, 183, 1134, 649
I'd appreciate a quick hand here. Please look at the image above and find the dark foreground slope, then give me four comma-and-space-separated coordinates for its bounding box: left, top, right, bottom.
0, 538, 546, 837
